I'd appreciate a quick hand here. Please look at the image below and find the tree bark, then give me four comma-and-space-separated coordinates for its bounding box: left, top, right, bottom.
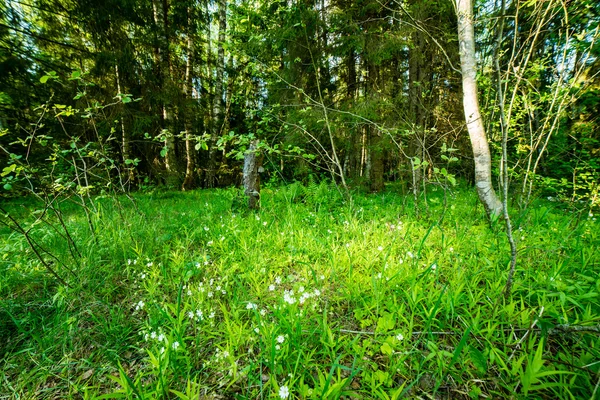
206, 0, 227, 188
456, 0, 503, 219
182, 7, 196, 191
243, 140, 261, 210
115, 63, 134, 183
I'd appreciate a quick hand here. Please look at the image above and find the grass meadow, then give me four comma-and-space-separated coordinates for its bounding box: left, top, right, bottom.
1, 182, 599, 399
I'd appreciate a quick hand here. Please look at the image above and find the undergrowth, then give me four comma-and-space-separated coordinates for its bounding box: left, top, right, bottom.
1, 182, 599, 399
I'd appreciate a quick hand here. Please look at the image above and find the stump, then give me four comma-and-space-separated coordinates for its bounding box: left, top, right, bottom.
243, 140, 262, 210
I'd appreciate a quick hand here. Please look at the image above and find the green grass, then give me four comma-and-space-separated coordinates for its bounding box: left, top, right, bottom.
1, 182, 599, 399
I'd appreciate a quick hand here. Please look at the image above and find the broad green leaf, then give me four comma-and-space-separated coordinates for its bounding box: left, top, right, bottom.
1, 164, 16, 177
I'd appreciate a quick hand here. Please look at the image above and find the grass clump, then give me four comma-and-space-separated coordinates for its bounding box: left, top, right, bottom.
1, 183, 599, 399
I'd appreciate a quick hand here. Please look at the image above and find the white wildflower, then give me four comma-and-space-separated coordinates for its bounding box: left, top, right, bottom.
277, 335, 285, 343
279, 385, 290, 399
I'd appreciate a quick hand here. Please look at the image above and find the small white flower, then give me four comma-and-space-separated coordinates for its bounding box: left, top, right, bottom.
396, 333, 404, 341
269, 284, 276, 291
431, 264, 437, 271
127, 259, 132, 265
275, 276, 282, 284
275, 344, 281, 350
399, 258, 404, 264
209, 312, 215, 319
188, 311, 195, 319
247, 302, 257, 310
283, 290, 296, 304
150, 331, 157, 339
277, 335, 285, 343
160, 347, 165, 354
222, 350, 229, 358
263, 221, 267, 226
407, 251, 414, 258
158, 334, 165, 342
255, 215, 260, 220
204, 226, 209, 231
207, 240, 213, 246
208, 291, 213, 298
319, 275, 325, 280
147, 262, 153, 267
196, 310, 204, 320
449, 247, 454, 252
172, 341, 180, 350
313, 289, 321, 296
260, 309, 267, 316
377, 246, 383, 251
254, 327, 260, 334
135, 300, 145, 310
279, 385, 290, 399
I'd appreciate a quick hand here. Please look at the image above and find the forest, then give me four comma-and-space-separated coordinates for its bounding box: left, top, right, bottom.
0, 0, 599, 398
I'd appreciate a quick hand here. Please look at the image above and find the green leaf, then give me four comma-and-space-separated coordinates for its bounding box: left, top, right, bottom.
380, 342, 393, 356
160, 147, 168, 157
40, 75, 50, 83
3, 183, 12, 190
469, 346, 487, 373
1, 164, 16, 177
70, 70, 81, 79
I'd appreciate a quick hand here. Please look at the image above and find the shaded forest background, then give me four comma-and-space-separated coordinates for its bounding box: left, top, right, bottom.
1, 0, 599, 206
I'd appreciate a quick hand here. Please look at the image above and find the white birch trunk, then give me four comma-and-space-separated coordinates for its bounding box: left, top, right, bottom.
456, 0, 503, 219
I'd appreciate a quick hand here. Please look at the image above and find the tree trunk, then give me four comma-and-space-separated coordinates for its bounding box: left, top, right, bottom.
115, 63, 134, 183
206, 0, 227, 188
243, 140, 261, 210
456, 0, 503, 218
161, 0, 181, 187
182, 7, 196, 191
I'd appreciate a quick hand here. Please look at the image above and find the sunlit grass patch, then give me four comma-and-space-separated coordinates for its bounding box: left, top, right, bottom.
0, 183, 598, 399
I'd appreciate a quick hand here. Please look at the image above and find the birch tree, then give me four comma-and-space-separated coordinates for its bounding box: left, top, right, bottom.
455, 0, 503, 218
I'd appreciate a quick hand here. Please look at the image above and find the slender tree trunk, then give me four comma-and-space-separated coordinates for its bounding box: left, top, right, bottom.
364, 60, 383, 192
115, 63, 134, 184
161, 0, 181, 187
456, 0, 503, 219
206, 0, 227, 188
182, 7, 196, 191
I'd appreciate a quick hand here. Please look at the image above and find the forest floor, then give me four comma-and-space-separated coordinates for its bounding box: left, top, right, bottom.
1, 182, 599, 399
